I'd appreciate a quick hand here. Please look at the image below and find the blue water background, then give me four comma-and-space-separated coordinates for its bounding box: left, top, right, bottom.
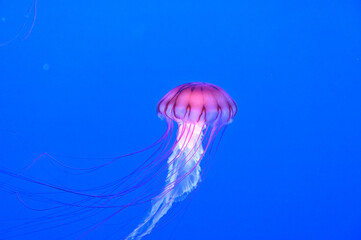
1, 0, 361, 239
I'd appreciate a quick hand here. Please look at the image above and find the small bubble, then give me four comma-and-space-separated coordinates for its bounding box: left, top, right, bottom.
43, 64, 50, 71
1, 17, 5, 22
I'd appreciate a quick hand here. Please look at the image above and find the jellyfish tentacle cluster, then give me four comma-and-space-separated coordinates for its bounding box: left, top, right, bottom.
126, 122, 205, 239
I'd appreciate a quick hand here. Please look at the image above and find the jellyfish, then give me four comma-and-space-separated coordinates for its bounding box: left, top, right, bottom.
0, 0, 37, 46
126, 82, 237, 239
0, 82, 236, 239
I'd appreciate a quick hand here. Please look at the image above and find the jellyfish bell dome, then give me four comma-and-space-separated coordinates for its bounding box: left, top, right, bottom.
157, 82, 237, 125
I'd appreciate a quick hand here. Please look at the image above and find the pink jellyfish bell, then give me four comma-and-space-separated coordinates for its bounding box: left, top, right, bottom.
127, 82, 237, 239
157, 82, 237, 125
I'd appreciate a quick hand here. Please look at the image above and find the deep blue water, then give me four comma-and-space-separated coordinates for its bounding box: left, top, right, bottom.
1, 0, 361, 239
